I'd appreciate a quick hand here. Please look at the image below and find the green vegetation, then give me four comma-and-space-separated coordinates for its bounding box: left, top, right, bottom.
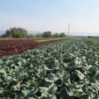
42, 31, 52, 38
1, 27, 67, 39
0, 38, 99, 98
2, 27, 28, 38
84, 37, 99, 54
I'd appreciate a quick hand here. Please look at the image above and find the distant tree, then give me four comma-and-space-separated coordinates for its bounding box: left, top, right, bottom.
42, 31, 52, 38
3, 27, 28, 38
59, 33, 66, 37
53, 33, 59, 37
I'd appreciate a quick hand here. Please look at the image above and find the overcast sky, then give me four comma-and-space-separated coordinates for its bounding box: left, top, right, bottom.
0, 0, 99, 36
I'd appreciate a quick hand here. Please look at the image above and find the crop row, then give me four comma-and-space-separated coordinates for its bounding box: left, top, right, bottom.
0, 40, 39, 57
0, 39, 99, 99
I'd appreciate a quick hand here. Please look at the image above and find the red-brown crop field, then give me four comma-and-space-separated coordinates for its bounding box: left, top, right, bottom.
0, 40, 39, 57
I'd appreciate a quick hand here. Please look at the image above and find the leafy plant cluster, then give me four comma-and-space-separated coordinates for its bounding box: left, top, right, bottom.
0, 40, 99, 99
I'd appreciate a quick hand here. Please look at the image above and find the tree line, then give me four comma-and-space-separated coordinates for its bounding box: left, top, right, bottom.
1, 27, 67, 38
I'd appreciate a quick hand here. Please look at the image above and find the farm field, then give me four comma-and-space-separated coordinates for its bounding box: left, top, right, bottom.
0, 37, 99, 99
0, 38, 66, 57
0, 40, 39, 57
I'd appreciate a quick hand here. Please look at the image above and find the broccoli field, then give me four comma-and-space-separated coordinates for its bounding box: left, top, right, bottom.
0, 38, 99, 99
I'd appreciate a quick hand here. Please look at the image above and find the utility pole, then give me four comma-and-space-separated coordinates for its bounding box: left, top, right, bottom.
68, 24, 70, 36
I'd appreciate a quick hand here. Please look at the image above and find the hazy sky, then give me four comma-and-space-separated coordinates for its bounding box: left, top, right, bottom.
0, 0, 99, 36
